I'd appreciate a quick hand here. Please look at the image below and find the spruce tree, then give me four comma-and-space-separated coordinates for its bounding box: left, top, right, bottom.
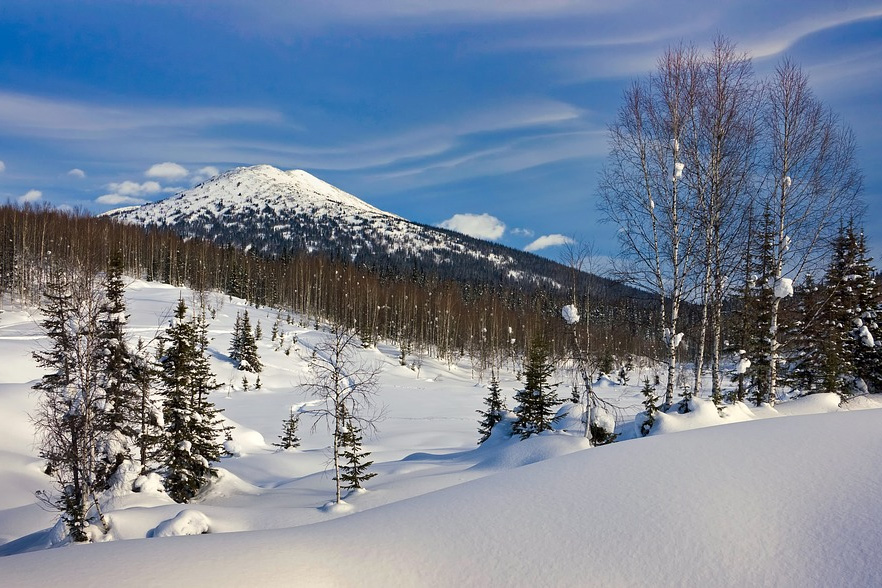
847, 229, 882, 392
744, 208, 776, 406
512, 339, 561, 439
336, 410, 376, 491
132, 338, 163, 474
274, 409, 301, 450
158, 299, 225, 503
638, 378, 659, 437
229, 311, 243, 365
477, 371, 506, 444
236, 310, 262, 373
94, 256, 139, 488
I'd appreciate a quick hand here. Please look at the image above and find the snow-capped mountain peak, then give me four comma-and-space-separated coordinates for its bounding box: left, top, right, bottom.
104, 164, 613, 293
107, 164, 396, 225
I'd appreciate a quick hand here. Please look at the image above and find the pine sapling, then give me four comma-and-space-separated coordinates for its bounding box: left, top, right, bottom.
274, 410, 301, 450
477, 372, 506, 444
639, 378, 659, 437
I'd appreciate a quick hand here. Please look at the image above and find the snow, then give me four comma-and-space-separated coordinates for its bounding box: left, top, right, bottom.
1, 281, 882, 585
151, 509, 211, 537
561, 304, 580, 325
774, 277, 794, 299
735, 356, 751, 374
673, 161, 684, 179
858, 324, 875, 347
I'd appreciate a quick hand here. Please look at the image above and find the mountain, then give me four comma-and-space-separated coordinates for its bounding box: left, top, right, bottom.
105, 165, 635, 298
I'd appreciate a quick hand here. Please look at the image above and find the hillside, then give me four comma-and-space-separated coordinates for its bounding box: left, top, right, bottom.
1, 280, 881, 586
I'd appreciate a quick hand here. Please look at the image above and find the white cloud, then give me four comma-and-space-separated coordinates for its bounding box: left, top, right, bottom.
0, 160, 5, 173
96, 194, 147, 206
438, 213, 506, 241
191, 166, 220, 183
511, 227, 535, 237
146, 162, 189, 179
18, 189, 42, 204
106, 180, 162, 197
524, 234, 575, 252
67, 168, 86, 178
97, 179, 162, 206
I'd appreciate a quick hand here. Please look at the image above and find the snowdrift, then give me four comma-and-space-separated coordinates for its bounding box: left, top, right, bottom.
3, 409, 881, 587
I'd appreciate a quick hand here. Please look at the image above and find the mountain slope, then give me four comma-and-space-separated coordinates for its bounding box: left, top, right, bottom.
105, 165, 634, 297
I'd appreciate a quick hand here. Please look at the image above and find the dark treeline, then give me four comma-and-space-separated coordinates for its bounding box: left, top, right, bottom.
0, 204, 658, 370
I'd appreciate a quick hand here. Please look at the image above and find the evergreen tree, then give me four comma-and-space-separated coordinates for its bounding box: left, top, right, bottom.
846, 229, 882, 392
93, 256, 139, 488
274, 408, 301, 450
336, 409, 376, 491
637, 378, 659, 437
158, 299, 225, 503
229, 312, 243, 365
512, 339, 561, 439
132, 338, 163, 474
33, 273, 109, 541
744, 208, 776, 406
476, 371, 506, 444
235, 310, 262, 373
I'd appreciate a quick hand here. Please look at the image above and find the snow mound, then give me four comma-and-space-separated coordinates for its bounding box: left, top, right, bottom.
471, 432, 589, 470
319, 500, 355, 514
151, 509, 210, 538
132, 473, 166, 495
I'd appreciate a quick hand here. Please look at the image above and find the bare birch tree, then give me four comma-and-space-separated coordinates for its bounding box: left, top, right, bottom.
599, 43, 703, 408
688, 36, 761, 401
303, 324, 384, 504
760, 58, 863, 402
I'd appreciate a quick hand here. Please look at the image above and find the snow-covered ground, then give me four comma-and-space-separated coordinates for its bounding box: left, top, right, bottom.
1, 280, 880, 586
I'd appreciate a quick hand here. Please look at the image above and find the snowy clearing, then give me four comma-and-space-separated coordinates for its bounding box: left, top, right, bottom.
1, 280, 880, 586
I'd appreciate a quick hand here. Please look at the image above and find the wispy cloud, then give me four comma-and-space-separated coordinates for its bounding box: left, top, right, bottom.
0, 160, 5, 173
525, 233, 574, 252
67, 168, 86, 178
743, 6, 882, 59
438, 213, 506, 240
0, 91, 283, 141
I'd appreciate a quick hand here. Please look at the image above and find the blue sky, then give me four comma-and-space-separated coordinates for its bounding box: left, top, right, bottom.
1, 1, 881, 263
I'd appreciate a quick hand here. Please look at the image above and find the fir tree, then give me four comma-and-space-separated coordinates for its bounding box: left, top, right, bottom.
94, 256, 138, 488
336, 409, 376, 491
274, 409, 301, 450
512, 339, 561, 439
229, 312, 243, 365
476, 371, 506, 444
236, 310, 262, 373
158, 299, 225, 503
846, 229, 882, 392
132, 338, 163, 474
637, 378, 659, 437
744, 207, 776, 406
